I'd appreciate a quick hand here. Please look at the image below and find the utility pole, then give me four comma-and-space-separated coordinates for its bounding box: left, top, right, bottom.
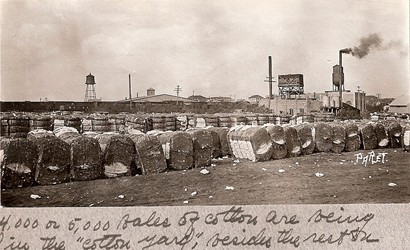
174, 85, 182, 105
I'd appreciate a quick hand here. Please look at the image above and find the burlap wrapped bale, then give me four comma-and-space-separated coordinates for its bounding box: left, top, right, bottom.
176, 115, 188, 131
95, 133, 119, 153
359, 123, 377, 150
1, 113, 11, 137
157, 131, 193, 170
246, 114, 258, 126
31, 116, 53, 131
330, 123, 346, 153
227, 126, 273, 162
54, 126, 80, 144
295, 124, 314, 155
314, 123, 333, 152
0, 138, 37, 188
187, 129, 214, 167
164, 115, 176, 131
263, 124, 287, 159
283, 126, 301, 157
231, 116, 246, 127
65, 116, 82, 132
8, 115, 30, 138
206, 129, 222, 158
204, 115, 219, 127
218, 115, 232, 128
92, 116, 109, 133
343, 123, 361, 152
132, 135, 167, 175
27, 129, 55, 141
257, 114, 269, 125
373, 123, 389, 148
103, 135, 136, 178
31, 137, 71, 185
70, 136, 103, 181
207, 127, 230, 157
387, 122, 402, 148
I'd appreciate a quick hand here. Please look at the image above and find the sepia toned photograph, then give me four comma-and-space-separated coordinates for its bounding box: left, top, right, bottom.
1, 0, 409, 209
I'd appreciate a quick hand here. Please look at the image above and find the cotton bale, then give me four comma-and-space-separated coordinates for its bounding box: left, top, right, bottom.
69, 136, 103, 181
314, 123, 333, 152
186, 129, 214, 167
95, 132, 119, 153
164, 115, 176, 131
295, 124, 315, 155
206, 128, 222, 158
0, 138, 37, 188
402, 124, 410, 151
387, 122, 402, 148
31, 116, 53, 131
257, 114, 269, 125
31, 136, 71, 185
343, 123, 361, 152
218, 115, 232, 128
245, 114, 258, 126
64, 116, 82, 132
227, 126, 273, 162
358, 123, 377, 150
81, 117, 93, 133
130, 134, 167, 175
373, 123, 389, 148
204, 115, 219, 127
1, 114, 10, 137
207, 127, 230, 157
267, 114, 276, 124
283, 126, 301, 157
330, 123, 346, 153
27, 129, 55, 141
157, 131, 193, 170
92, 116, 109, 133
103, 135, 137, 178
8, 115, 30, 138
263, 124, 287, 159
230, 116, 246, 127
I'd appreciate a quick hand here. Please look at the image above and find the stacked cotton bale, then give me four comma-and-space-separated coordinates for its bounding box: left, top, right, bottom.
164, 115, 176, 131
280, 115, 290, 125
257, 114, 269, 125
53, 115, 65, 131
267, 114, 276, 124
283, 126, 301, 157
55, 127, 103, 181
246, 114, 258, 126
1, 114, 10, 137
152, 115, 166, 131
131, 134, 167, 175
343, 123, 361, 152
387, 122, 402, 148
107, 115, 125, 133
314, 123, 333, 152
227, 126, 273, 162
176, 115, 188, 131
31, 115, 53, 131
358, 123, 378, 150
125, 115, 146, 134
314, 113, 327, 122
103, 135, 137, 178
207, 127, 230, 157
29, 136, 71, 185
330, 123, 346, 153
373, 123, 389, 148
81, 116, 93, 133
187, 129, 214, 167
187, 115, 196, 129
157, 131, 193, 170
218, 114, 232, 128
64, 116, 82, 132
302, 114, 314, 123
263, 124, 287, 159
92, 115, 109, 133
194, 115, 207, 128
8, 114, 30, 138
295, 124, 315, 155
231, 116, 246, 127
28, 129, 55, 141
204, 114, 219, 127
0, 138, 38, 188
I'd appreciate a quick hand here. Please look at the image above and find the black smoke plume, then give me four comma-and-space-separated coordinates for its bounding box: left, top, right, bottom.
340, 33, 383, 58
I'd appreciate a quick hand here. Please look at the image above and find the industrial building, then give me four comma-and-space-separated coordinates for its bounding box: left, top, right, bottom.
388, 95, 410, 114
119, 88, 193, 103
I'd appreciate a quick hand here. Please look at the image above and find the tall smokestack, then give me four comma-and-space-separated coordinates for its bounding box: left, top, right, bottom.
129, 74, 132, 100
268, 56, 272, 99
338, 50, 344, 112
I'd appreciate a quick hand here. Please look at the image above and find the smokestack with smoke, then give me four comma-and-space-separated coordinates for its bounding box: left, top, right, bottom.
340, 33, 383, 58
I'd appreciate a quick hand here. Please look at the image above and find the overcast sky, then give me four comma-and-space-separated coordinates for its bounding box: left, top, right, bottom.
1, 0, 408, 101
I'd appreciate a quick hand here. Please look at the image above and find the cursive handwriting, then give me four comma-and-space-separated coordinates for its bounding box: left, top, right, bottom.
205, 206, 258, 226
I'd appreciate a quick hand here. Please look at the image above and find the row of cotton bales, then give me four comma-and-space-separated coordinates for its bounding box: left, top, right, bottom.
1, 112, 330, 137
1, 120, 409, 189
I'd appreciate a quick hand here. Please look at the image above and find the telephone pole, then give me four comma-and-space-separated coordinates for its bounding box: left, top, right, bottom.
174, 85, 182, 105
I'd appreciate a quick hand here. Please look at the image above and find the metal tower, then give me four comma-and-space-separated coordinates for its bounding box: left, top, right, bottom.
84, 73, 97, 102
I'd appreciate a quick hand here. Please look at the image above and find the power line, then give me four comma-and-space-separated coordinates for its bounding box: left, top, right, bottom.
174, 85, 182, 105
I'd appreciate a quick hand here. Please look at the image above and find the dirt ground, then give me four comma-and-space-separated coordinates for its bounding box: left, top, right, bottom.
2, 148, 409, 207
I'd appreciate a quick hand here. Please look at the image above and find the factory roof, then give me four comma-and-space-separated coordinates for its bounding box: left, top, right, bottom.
389, 95, 410, 107
120, 94, 193, 103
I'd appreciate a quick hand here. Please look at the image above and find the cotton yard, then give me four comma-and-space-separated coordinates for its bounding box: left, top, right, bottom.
1, 112, 409, 207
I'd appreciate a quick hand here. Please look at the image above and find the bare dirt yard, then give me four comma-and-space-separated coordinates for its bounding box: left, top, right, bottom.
2, 148, 409, 207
